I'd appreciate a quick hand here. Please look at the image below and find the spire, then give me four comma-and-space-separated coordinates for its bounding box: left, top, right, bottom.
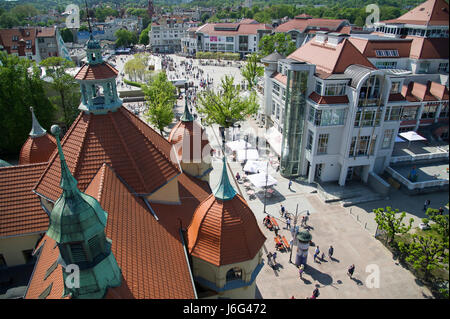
51, 125, 79, 194
29, 107, 47, 138
180, 83, 194, 122
212, 156, 237, 201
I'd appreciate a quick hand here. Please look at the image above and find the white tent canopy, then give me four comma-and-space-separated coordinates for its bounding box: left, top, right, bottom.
243, 160, 267, 174
247, 172, 278, 188
226, 140, 251, 152
265, 127, 282, 156
399, 131, 427, 142
237, 149, 259, 162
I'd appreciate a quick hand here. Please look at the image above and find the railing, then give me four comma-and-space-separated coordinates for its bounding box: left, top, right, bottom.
386, 166, 449, 190
390, 151, 449, 163
358, 97, 381, 107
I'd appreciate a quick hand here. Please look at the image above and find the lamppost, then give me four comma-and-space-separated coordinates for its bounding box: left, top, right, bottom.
289, 208, 309, 264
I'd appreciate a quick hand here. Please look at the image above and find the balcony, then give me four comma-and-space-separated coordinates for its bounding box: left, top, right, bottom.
358, 97, 382, 108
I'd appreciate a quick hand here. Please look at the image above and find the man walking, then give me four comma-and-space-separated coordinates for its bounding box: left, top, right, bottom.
328, 245, 334, 260
286, 216, 291, 230
313, 246, 320, 262
280, 204, 285, 217
272, 252, 277, 264
298, 264, 305, 279
288, 179, 293, 190
347, 264, 355, 278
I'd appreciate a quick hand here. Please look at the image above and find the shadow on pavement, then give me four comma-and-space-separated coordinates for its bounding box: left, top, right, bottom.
304, 264, 333, 286
350, 277, 364, 286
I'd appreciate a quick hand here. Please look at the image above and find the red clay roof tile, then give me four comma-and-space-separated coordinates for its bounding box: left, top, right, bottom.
74, 62, 119, 81
19, 134, 57, 165
0, 163, 48, 238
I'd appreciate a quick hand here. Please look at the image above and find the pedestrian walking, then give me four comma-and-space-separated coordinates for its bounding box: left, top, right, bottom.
328, 245, 334, 260
288, 179, 292, 190
272, 252, 277, 264
304, 213, 309, 227
347, 264, 355, 278
298, 264, 305, 279
286, 217, 291, 230
280, 204, 285, 217
301, 216, 306, 227
313, 246, 320, 262
312, 288, 320, 299
266, 252, 273, 264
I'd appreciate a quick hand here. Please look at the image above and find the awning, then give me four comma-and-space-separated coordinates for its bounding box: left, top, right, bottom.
226, 139, 251, 152
243, 160, 267, 174
247, 172, 278, 188
399, 131, 427, 142
265, 127, 282, 156
237, 149, 259, 162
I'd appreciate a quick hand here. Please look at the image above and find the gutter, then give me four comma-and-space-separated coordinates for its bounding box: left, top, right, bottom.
179, 228, 198, 299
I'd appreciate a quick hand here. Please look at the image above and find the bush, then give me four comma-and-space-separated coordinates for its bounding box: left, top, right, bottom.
123, 78, 142, 88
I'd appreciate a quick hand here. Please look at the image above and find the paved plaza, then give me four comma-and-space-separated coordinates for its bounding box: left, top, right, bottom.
119, 53, 446, 299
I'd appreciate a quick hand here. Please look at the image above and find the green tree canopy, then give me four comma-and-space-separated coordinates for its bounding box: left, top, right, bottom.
142, 72, 176, 135
0, 52, 55, 156
0, 12, 20, 28
374, 206, 414, 246
197, 75, 258, 129
258, 33, 297, 57
40, 57, 79, 129
241, 53, 264, 90
60, 28, 74, 43
139, 24, 151, 45
115, 29, 138, 47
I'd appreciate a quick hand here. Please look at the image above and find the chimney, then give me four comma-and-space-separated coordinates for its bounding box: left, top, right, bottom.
315, 31, 328, 44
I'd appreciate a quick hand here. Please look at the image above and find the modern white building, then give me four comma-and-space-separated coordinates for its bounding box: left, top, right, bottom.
181, 20, 273, 57
262, 0, 448, 187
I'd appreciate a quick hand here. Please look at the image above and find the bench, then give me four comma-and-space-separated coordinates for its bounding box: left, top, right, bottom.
281, 236, 290, 251
270, 217, 279, 230
274, 236, 284, 251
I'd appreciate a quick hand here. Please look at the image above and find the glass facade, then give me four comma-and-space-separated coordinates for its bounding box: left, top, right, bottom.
308, 107, 346, 126
280, 69, 309, 177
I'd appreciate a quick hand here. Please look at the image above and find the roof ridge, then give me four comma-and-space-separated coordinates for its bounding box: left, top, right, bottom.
71, 112, 92, 185
108, 111, 148, 193
121, 106, 180, 173
0, 162, 47, 171
33, 111, 86, 194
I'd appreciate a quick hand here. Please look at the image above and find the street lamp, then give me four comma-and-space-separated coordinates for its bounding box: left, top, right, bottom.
263, 160, 270, 214
289, 208, 310, 265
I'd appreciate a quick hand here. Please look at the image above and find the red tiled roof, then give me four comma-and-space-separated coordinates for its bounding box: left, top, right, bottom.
348, 37, 413, 58
308, 91, 349, 104
74, 62, 119, 80
19, 134, 57, 165
0, 163, 48, 238
36, 27, 56, 38
0, 28, 37, 56
429, 81, 449, 100
26, 164, 202, 299
402, 82, 420, 102
187, 193, 266, 266
34, 107, 180, 202
411, 81, 439, 101
407, 36, 449, 59
381, 0, 449, 26
168, 121, 211, 162
288, 38, 375, 75
275, 18, 347, 33
388, 93, 406, 102
272, 72, 287, 86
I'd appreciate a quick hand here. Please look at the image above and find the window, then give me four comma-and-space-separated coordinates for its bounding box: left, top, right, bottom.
317, 134, 329, 154
421, 103, 439, 119
418, 62, 430, 74
70, 243, 87, 263
226, 37, 234, 42
309, 108, 346, 126
385, 105, 402, 121
355, 109, 382, 127
401, 106, 418, 120
306, 130, 314, 151
276, 103, 281, 120
375, 50, 399, 57
438, 62, 449, 73
376, 61, 397, 69
12, 35, 18, 41
382, 129, 394, 149
315, 81, 322, 95
324, 83, 346, 96
272, 83, 280, 96
349, 135, 373, 157
272, 101, 276, 115
38, 283, 53, 299
226, 267, 242, 281
390, 81, 401, 93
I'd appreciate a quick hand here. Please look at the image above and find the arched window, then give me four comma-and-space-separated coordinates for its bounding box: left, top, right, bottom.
226, 267, 243, 282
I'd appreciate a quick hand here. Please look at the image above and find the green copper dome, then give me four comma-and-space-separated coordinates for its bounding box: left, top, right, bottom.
86, 34, 101, 50
46, 125, 107, 244
212, 157, 237, 201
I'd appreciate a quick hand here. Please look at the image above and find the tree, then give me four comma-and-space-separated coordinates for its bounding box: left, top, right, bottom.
0, 12, 20, 28
398, 234, 449, 282
142, 72, 175, 135
374, 206, 414, 246
426, 208, 449, 240
115, 29, 137, 47
197, 75, 258, 129
0, 52, 55, 156
258, 33, 297, 57
60, 28, 74, 43
241, 53, 264, 90
39, 57, 80, 129
139, 25, 151, 45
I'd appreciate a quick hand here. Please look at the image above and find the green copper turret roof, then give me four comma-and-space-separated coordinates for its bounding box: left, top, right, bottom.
29, 107, 47, 138
212, 156, 237, 201
180, 88, 194, 122
0, 159, 12, 167
46, 125, 107, 244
